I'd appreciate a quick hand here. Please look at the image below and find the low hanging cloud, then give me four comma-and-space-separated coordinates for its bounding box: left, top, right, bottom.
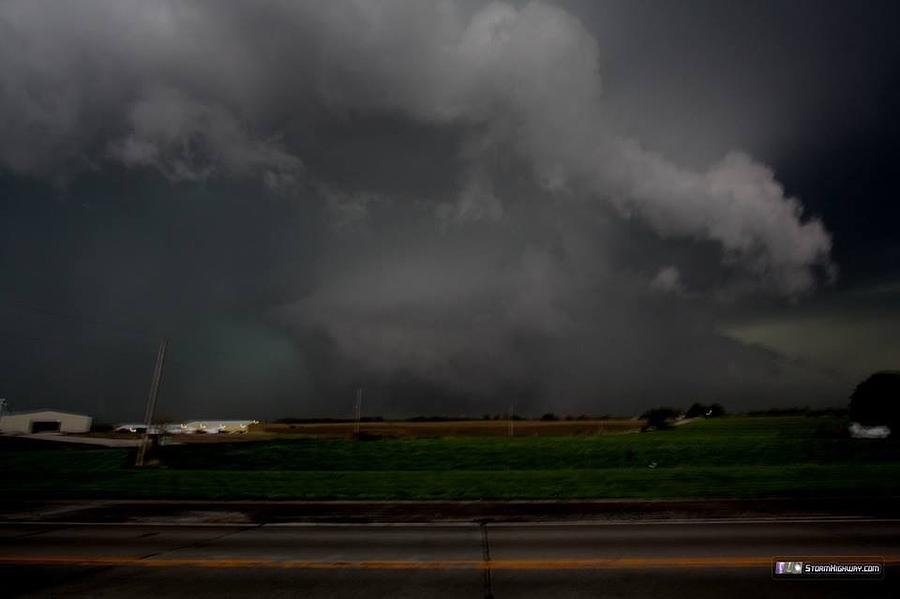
296, 1, 831, 294
0, 0, 831, 295
0, 0, 844, 415
108, 86, 303, 190
651, 266, 684, 295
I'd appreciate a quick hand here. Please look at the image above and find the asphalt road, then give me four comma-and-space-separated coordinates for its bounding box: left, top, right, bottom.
1, 519, 898, 597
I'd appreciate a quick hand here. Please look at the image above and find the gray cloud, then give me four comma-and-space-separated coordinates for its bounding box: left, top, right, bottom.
293, 1, 831, 294
0, 0, 831, 294
650, 266, 684, 295
108, 86, 303, 189
0, 0, 853, 417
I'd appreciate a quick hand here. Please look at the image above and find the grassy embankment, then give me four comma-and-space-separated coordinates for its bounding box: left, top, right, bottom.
2, 417, 899, 500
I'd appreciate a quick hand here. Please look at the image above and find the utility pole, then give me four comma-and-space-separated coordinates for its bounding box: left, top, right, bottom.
507, 401, 515, 438
353, 386, 362, 436
136, 338, 168, 467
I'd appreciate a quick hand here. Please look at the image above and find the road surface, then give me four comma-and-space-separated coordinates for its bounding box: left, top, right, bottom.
2, 518, 898, 597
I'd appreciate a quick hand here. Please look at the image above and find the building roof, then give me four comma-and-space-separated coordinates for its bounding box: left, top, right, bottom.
2, 409, 91, 418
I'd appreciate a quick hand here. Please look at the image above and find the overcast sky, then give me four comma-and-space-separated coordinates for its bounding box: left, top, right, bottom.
1, 0, 898, 420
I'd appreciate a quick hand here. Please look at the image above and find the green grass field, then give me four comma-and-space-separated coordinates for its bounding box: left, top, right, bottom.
3, 417, 899, 500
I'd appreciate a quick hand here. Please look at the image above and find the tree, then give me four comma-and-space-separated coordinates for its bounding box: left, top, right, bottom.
685, 403, 726, 418
685, 403, 707, 418
640, 407, 682, 431
849, 371, 900, 429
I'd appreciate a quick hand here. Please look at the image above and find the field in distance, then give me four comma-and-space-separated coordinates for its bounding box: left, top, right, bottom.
251, 418, 642, 438
3, 416, 900, 501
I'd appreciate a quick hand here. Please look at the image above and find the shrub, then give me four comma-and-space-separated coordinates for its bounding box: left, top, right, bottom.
685, 403, 726, 418
640, 407, 682, 431
849, 371, 900, 429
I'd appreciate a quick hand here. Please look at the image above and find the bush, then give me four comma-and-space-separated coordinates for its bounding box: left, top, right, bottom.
708, 403, 726, 417
685, 403, 726, 418
640, 407, 682, 431
685, 403, 706, 418
849, 371, 900, 429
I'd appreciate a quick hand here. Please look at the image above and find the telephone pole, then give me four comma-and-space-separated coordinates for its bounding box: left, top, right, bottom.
135, 338, 167, 467
353, 386, 363, 436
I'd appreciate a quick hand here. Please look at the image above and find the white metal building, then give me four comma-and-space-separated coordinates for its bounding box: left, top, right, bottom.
0, 410, 92, 434
113, 423, 184, 434
183, 420, 257, 434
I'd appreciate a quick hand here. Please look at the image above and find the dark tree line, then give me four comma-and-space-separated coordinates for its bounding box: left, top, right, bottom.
850, 371, 900, 430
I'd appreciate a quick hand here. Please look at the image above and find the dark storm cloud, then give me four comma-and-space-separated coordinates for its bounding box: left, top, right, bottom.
2, 0, 893, 419
0, 0, 831, 289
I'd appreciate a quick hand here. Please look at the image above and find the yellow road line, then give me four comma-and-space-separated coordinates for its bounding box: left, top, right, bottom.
0, 555, 897, 570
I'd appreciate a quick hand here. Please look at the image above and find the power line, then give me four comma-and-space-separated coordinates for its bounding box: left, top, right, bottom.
0, 298, 157, 342
0, 326, 158, 361
0, 299, 254, 362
